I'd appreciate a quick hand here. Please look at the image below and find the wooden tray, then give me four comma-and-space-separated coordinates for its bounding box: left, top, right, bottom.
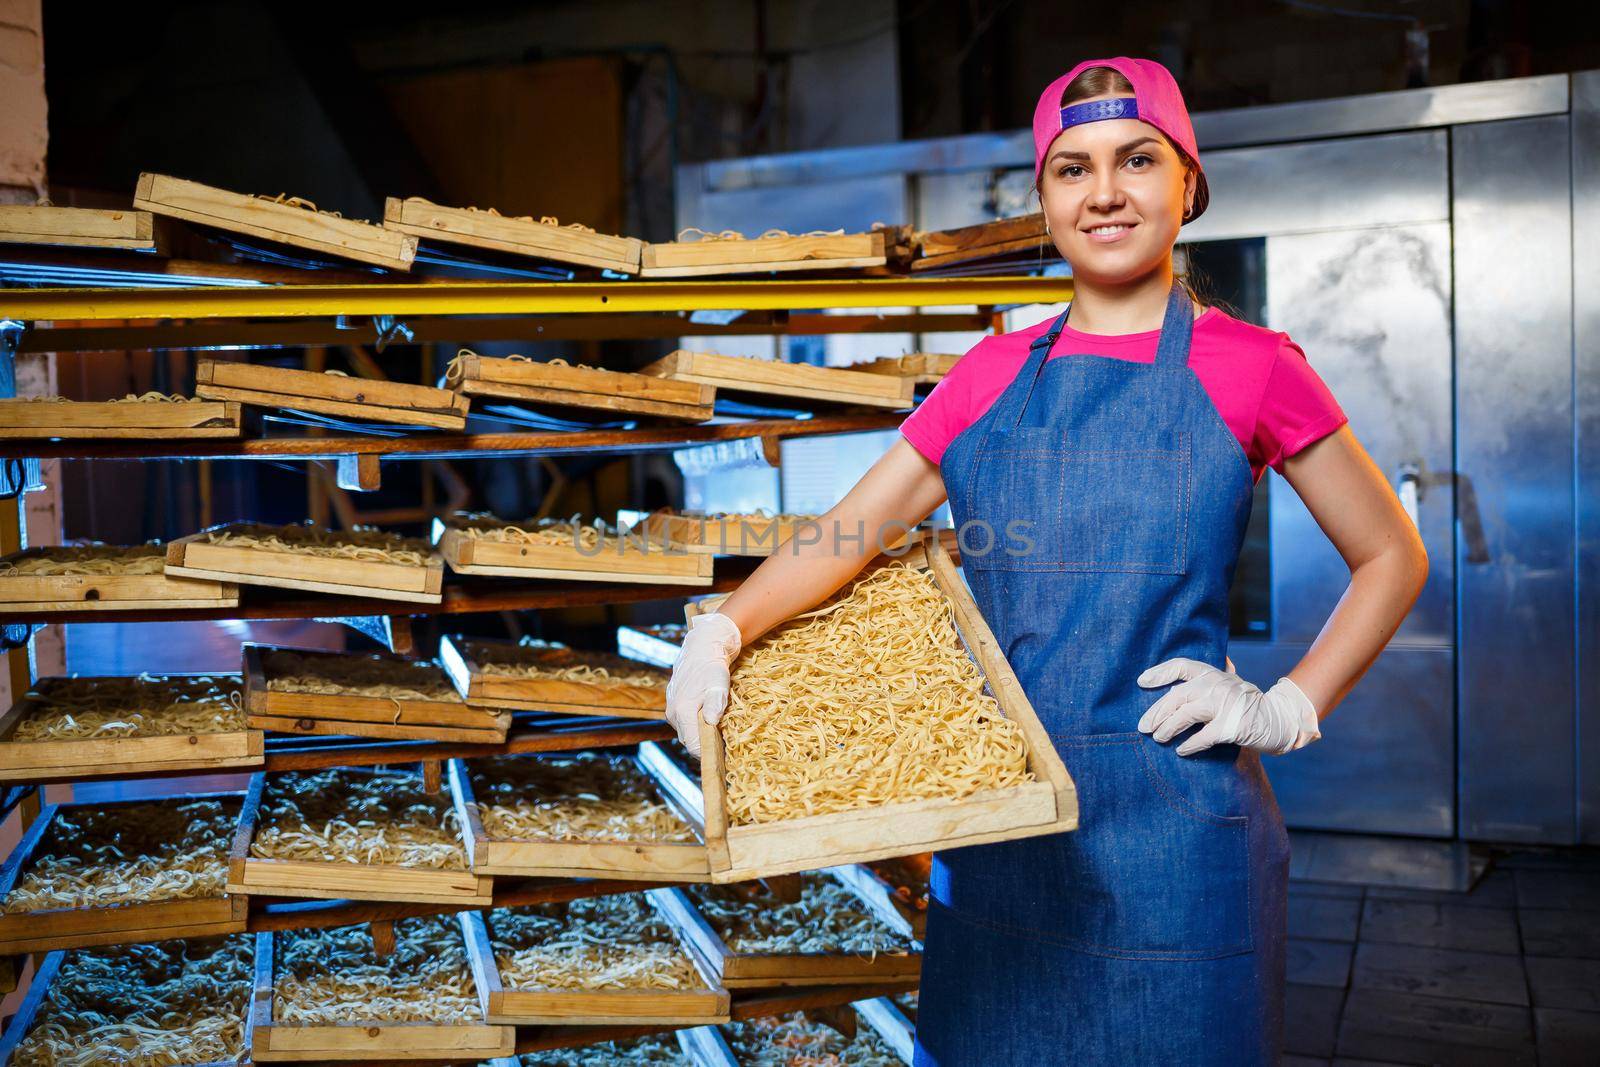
0, 397, 240, 438
251, 920, 513, 1062
616, 622, 685, 669
912, 212, 1049, 271
448, 351, 715, 422
449, 742, 710, 881
227, 770, 493, 905
0, 791, 247, 955
852, 352, 960, 383
640, 230, 886, 278
0, 204, 161, 250
460, 894, 730, 1025
0, 940, 255, 1067
635, 509, 816, 557
244, 644, 510, 743
653, 868, 921, 990
436, 520, 712, 586
677, 1026, 740, 1066
0, 673, 261, 783
689, 539, 1078, 882
195, 359, 468, 430
383, 197, 644, 273
135, 172, 417, 270
0, 546, 239, 613
638, 350, 914, 410
166, 522, 444, 604
857, 994, 918, 1063
439, 634, 669, 718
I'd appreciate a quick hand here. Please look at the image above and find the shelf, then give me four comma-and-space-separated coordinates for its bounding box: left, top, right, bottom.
0, 412, 902, 463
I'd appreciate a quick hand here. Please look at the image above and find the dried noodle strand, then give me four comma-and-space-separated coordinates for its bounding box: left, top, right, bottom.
13, 674, 245, 741
721, 1010, 904, 1067
0, 543, 165, 576
262, 648, 464, 703
488, 894, 705, 992
275, 915, 478, 1025
470, 752, 695, 844
202, 522, 431, 567
685, 872, 916, 957
250, 768, 468, 870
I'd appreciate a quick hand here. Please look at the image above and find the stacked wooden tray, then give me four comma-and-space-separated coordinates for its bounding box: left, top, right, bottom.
227, 767, 492, 905
252, 915, 512, 1062
0, 792, 246, 956
0, 396, 241, 439
243, 644, 511, 743
196, 358, 469, 429
0, 204, 162, 250
449, 743, 709, 881
654, 868, 921, 990
616, 621, 686, 669
639, 350, 915, 410
439, 634, 669, 719
639, 229, 887, 278
383, 197, 644, 273
0, 672, 260, 783
135, 172, 417, 270
447, 349, 715, 422
460, 891, 730, 1025
435, 513, 712, 586
0, 544, 238, 614
166, 521, 444, 603
912, 212, 1050, 272
689, 539, 1078, 882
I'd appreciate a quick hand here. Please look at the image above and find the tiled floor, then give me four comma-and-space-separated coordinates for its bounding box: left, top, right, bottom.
1283, 847, 1600, 1066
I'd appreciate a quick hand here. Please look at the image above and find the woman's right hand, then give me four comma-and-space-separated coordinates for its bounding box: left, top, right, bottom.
664, 612, 744, 757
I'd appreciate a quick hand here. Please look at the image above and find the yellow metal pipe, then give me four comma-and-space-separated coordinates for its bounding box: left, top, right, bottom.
0, 277, 1072, 321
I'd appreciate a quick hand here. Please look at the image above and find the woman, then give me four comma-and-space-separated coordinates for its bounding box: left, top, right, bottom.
666, 56, 1427, 1066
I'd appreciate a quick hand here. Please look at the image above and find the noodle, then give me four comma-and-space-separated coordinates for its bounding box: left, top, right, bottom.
488, 893, 705, 992
7, 393, 194, 404
509, 1034, 690, 1066
721, 1011, 903, 1067
469, 752, 697, 844
250, 768, 468, 870
1, 799, 237, 914
467, 638, 668, 690
0, 544, 165, 576
721, 561, 1031, 826
202, 523, 432, 567
275, 915, 480, 1025
444, 348, 605, 385
448, 511, 619, 551
13, 674, 244, 741
261, 649, 464, 703
684, 873, 916, 957
12, 935, 252, 1067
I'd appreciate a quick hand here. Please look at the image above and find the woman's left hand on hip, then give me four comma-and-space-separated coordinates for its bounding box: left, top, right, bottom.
1136, 658, 1322, 757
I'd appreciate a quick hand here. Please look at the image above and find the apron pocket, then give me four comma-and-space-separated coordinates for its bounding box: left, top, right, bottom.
1044, 732, 1254, 960
965, 429, 1189, 574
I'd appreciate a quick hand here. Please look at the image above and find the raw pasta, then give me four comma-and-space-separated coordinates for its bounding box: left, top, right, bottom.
450, 511, 618, 551
721, 1011, 903, 1067
721, 560, 1031, 825
0, 544, 165, 576
13, 935, 252, 1067
684, 873, 916, 957
1, 799, 237, 914
469, 638, 668, 690
250, 768, 468, 870
275, 915, 480, 1025
488, 893, 704, 992
13, 674, 244, 741
509, 1034, 690, 1066
470, 752, 697, 844
261, 648, 463, 702
202, 522, 432, 566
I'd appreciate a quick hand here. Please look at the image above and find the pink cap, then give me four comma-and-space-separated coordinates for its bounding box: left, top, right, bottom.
1032, 56, 1209, 224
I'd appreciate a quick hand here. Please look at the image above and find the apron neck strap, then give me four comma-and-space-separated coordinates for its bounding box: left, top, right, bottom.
1153, 277, 1196, 370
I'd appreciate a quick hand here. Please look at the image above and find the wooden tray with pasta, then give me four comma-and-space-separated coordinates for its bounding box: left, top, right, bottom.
448, 743, 710, 881
617, 622, 686, 669
0, 544, 239, 614
638, 350, 915, 411
166, 521, 445, 603
195, 358, 469, 429
435, 513, 712, 586
706, 1005, 912, 1066
0, 673, 261, 783
251, 916, 513, 1062
634, 508, 822, 557
653, 869, 921, 990
857, 993, 919, 1064
460, 891, 730, 1025
383, 196, 644, 273
687, 538, 1078, 882
0, 395, 241, 439
227, 767, 493, 906
243, 644, 511, 743
135, 172, 417, 270
439, 634, 670, 719
0, 792, 247, 955
639, 229, 887, 278
446, 349, 716, 421
0, 935, 256, 1067
851, 352, 961, 384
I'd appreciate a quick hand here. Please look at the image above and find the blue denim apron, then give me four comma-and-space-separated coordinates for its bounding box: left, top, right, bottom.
913, 279, 1289, 1066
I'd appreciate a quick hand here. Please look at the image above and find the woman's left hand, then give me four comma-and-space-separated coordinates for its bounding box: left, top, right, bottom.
1136, 658, 1322, 757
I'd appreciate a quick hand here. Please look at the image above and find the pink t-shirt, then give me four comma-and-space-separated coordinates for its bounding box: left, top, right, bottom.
899, 305, 1348, 484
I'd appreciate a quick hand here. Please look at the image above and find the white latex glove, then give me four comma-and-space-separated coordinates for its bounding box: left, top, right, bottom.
1136, 657, 1321, 757
665, 612, 743, 758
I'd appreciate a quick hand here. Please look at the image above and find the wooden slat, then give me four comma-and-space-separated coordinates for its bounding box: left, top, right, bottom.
450, 352, 714, 421
195, 359, 467, 430
0, 205, 157, 250
637, 350, 913, 410
916, 213, 1048, 258
135, 173, 416, 270
165, 523, 444, 604
640, 231, 886, 278
0, 398, 240, 438
439, 635, 669, 719
850, 352, 960, 383
0, 548, 238, 612
383, 198, 642, 273
437, 527, 712, 586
